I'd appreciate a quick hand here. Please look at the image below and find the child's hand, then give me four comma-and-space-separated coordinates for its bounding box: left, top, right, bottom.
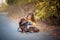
27, 26, 30, 29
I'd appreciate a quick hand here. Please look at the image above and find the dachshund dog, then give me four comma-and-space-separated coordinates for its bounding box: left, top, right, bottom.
19, 18, 28, 32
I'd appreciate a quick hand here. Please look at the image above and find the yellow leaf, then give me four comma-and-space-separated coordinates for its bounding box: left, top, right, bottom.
35, 9, 39, 12
51, 6, 54, 9
28, 0, 31, 3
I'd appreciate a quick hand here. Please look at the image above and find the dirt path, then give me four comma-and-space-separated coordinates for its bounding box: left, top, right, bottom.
7, 5, 60, 39
1, 13, 59, 40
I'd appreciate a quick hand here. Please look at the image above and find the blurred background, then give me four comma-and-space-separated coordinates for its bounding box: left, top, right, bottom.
0, 0, 60, 40
0, 0, 60, 25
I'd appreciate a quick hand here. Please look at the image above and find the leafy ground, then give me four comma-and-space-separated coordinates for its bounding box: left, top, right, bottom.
7, 5, 60, 39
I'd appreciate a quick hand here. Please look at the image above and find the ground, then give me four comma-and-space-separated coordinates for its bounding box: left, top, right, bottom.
0, 12, 60, 40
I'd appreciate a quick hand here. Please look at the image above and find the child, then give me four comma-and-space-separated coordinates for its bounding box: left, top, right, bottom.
26, 13, 39, 32
26, 13, 36, 28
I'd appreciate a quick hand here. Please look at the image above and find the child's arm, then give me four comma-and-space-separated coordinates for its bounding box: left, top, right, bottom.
32, 22, 37, 27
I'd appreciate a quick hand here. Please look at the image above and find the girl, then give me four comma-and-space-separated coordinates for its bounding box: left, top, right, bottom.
26, 13, 39, 32
26, 13, 36, 28
18, 13, 39, 32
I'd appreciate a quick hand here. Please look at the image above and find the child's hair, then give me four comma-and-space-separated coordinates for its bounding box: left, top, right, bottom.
26, 13, 36, 22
